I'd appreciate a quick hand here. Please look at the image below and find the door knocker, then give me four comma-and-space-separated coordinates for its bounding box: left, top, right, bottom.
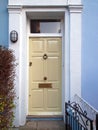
43, 54, 48, 60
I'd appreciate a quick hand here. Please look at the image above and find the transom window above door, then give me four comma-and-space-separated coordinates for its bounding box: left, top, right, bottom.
30, 19, 61, 33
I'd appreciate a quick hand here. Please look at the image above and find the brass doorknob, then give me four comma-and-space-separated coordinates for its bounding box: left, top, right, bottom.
43, 76, 47, 81
43, 54, 48, 60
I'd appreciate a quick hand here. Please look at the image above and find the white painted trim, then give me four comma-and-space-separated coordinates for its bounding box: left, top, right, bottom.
8, 5, 22, 13
8, 9, 22, 127
9, 0, 67, 6
68, 0, 82, 5
28, 112, 63, 116
8, 0, 82, 6
69, 6, 82, 100
28, 33, 62, 37
64, 9, 70, 102
69, 5, 83, 13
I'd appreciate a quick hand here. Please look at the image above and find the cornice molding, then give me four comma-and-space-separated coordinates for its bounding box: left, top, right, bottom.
8, 5, 22, 13
68, 5, 83, 13
7, 4, 83, 14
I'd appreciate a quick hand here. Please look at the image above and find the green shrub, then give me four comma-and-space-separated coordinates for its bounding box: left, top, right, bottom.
0, 46, 16, 129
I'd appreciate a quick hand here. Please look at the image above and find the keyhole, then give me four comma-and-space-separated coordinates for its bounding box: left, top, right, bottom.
44, 77, 47, 81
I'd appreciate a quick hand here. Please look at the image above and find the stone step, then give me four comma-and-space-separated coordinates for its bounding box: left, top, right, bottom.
26, 115, 63, 121
19, 120, 65, 130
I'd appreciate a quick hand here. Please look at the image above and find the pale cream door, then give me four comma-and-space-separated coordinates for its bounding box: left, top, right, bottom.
29, 37, 62, 115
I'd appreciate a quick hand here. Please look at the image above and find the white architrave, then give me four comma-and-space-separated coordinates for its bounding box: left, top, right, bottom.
8, 0, 82, 6
64, 9, 70, 102
68, 0, 82, 5
8, 0, 22, 5
69, 5, 83, 100
8, 6, 24, 127
8, 2, 83, 127
8, 0, 67, 6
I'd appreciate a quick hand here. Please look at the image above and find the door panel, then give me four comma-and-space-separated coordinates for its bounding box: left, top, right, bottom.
31, 89, 44, 109
31, 39, 44, 53
46, 89, 59, 108
31, 57, 44, 81
47, 39, 59, 52
29, 37, 62, 115
46, 57, 59, 81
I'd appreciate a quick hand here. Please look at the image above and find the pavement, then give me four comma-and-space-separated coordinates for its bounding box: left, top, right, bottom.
9, 120, 65, 130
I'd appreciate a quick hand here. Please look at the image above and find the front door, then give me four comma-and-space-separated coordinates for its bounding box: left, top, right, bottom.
29, 37, 62, 115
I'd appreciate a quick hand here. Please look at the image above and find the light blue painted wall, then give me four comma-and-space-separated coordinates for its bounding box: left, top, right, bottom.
0, 0, 8, 47
82, 0, 98, 110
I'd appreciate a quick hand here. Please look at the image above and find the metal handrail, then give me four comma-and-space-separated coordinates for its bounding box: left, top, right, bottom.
65, 101, 93, 130
74, 94, 97, 120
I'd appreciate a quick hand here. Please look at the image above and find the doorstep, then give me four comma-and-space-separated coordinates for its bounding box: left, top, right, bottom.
26, 115, 63, 121
19, 120, 65, 130
9, 116, 65, 130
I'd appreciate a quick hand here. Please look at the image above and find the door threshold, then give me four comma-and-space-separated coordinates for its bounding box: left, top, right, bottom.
26, 115, 63, 121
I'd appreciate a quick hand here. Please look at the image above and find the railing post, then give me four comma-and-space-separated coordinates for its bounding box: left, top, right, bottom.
96, 114, 98, 130
90, 120, 93, 130
65, 102, 68, 130
65, 101, 94, 130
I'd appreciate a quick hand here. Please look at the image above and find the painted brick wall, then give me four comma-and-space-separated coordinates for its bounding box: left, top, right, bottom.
0, 0, 8, 47
82, 0, 98, 110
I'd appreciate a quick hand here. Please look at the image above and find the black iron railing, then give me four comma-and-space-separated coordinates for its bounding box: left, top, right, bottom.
65, 101, 93, 130
96, 114, 98, 130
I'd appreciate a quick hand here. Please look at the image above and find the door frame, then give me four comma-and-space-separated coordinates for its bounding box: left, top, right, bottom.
8, 5, 82, 126
28, 34, 63, 115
